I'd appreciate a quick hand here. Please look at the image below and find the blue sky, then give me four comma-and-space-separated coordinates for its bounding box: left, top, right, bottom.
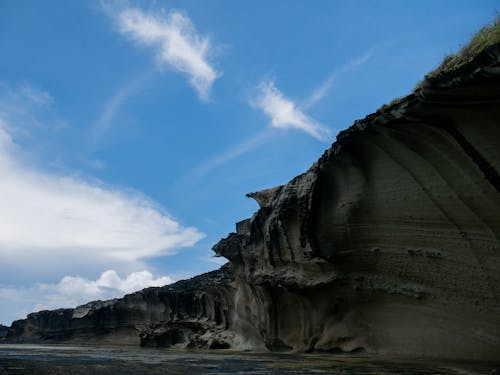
0, 0, 497, 324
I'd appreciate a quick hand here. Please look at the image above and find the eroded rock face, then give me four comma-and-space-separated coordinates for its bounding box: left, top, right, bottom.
214, 44, 500, 360
5, 265, 239, 349
0, 325, 8, 339
3, 44, 500, 361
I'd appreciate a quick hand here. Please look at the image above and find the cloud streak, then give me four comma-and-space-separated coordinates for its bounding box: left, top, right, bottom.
0, 82, 63, 138
251, 80, 331, 141
303, 49, 374, 109
93, 85, 133, 140
16, 82, 54, 107
114, 7, 219, 100
302, 73, 337, 110
186, 129, 275, 183
91, 75, 147, 144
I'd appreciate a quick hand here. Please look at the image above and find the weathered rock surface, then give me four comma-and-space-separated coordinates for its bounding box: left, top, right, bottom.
3, 43, 500, 361
0, 325, 8, 339
4, 265, 240, 349
213, 43, 500, 360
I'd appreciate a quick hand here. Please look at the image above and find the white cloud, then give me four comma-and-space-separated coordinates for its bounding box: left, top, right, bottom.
185, 50, 374, 179
0, 270, 175, 323
0, 120, 204, 270
251, 80, 331, 141
0, 81, 206, 324
251, 50, 374, 138
114, 7, 219, 100
35, 269, 174, 310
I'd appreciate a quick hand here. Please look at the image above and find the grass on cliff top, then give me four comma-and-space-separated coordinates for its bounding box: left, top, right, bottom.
375, 17, 499, 114
426, 16, 500, 79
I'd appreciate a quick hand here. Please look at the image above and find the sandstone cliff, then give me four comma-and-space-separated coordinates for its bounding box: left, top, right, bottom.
5, 265, 239, 349
3, 37, 500, 361
212, 42, 500, 360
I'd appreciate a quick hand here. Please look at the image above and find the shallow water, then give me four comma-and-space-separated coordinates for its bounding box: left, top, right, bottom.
0, 344, 497, 374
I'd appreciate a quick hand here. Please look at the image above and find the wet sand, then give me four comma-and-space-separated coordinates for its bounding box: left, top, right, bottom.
0, 344, 498, 374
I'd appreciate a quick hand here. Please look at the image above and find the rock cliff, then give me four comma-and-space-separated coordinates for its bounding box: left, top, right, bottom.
213, 42, 500, 360
3, 39, 500, 360
5, 265, 239, 349
0, 325, 8, 339
215, 42, 500, 359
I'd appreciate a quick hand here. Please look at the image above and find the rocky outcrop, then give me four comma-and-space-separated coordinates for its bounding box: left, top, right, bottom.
3, 43, 500, 361
0, 325, 8, 339
4, 265, 240, 349
213, 43, 500, 360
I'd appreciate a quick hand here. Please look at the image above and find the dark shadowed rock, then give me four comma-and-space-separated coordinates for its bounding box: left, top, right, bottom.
213, 43, 500, 360
4, 265, 240, 349
0, 325, 8, 339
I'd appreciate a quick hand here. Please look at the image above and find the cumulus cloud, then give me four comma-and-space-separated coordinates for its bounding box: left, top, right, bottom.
251, 80, 331, 141
34, 269, 174, 310
114, 7, 219, 100
0, 270, 175, 323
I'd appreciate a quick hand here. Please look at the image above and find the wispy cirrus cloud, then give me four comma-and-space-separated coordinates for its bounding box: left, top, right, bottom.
0, 82, 63, 138
111, 6, 220, 101
302, 73, 337, 111
303, 49, 375, 109
16, 82, 54, 107
93, 85, 133, 141
182, 49, 374, 180
251, 80, 331, 141
185, 129, 275, 183
91, 74, 150, 144
249, 49, 374, 143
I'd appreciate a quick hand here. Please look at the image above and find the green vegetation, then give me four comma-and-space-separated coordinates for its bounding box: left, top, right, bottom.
427, 16, 500, 78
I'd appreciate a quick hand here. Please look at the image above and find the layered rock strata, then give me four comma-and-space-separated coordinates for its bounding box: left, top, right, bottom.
213, 43, 500, 360
3, 43, 500, 361
5, 265, 239, 349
